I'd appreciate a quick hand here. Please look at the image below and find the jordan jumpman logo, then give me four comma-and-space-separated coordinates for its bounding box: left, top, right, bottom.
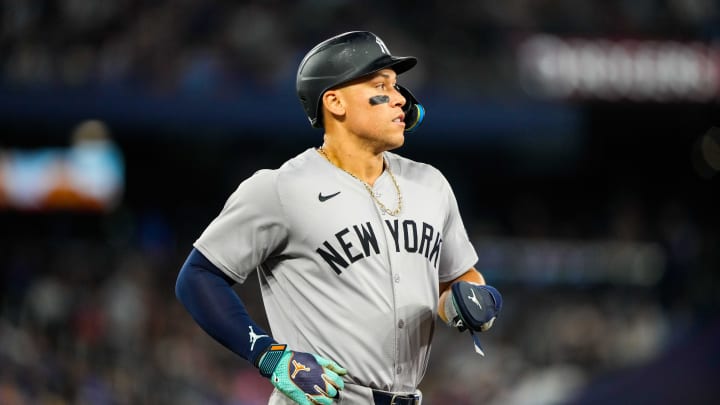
249, 326, 269, 351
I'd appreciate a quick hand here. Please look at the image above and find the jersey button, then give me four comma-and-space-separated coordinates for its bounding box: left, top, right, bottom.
396, 366, 402, 374
394, 275, 400, 283
398, 320, 404, 328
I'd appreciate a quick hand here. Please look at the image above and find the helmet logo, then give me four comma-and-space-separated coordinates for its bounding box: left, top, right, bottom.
375, 37, 390, 55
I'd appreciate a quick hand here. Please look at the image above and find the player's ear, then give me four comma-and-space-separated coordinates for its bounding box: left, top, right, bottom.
322, 90, 346, 120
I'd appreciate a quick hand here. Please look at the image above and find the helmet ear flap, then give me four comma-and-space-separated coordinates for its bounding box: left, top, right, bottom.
397, 85, 425, 133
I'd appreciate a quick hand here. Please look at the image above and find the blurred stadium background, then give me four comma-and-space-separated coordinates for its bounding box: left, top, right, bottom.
1, 1, 719, 404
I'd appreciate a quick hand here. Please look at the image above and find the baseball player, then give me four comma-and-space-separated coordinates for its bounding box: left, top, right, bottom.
175, 31, 502, 405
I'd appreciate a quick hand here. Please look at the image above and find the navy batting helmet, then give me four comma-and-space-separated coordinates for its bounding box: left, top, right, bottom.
296, 31, 425, 132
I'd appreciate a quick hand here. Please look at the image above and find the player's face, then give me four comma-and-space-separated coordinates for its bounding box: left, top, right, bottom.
336, 69, 408, 151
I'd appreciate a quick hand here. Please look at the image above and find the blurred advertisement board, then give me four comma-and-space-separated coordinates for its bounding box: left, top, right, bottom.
0, 120, 124, 212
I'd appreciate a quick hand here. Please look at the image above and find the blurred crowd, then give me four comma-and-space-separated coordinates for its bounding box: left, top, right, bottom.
2, 0, 718, 98
0, 238, 273, 405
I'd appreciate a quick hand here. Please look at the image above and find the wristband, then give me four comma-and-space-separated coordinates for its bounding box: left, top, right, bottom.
257, 344, 288, 378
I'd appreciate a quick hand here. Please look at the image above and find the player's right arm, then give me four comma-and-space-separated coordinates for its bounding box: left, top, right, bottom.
175, 247, 273, 362
175, 169, 346, 404
175, 248, 346, 405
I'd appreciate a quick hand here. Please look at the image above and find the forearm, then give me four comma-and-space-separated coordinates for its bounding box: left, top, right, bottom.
440, 268, 485, 292
175, 249, 347, 403
175, 248, 274, 365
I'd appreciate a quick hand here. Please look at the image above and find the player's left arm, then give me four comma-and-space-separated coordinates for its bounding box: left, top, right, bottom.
438, 267, 485, 293
437, 267, 502, 333
435, 174, 502, 351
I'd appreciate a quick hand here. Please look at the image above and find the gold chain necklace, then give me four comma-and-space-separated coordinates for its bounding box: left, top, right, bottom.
317, 146, 403, 216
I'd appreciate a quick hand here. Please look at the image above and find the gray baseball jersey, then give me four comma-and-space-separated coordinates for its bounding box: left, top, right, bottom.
194, 148, 478, 394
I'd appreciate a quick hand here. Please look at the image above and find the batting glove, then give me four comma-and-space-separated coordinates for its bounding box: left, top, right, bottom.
257, 344, 347, 405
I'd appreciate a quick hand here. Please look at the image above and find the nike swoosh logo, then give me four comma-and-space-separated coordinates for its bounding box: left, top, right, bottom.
318, 191, 341, 202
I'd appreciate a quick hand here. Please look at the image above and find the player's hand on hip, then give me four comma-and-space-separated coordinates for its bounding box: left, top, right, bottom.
258, 345, 347, 405
440, 282, 503, 332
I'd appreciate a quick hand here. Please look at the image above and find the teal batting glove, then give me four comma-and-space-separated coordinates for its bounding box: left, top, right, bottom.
258, 344, 347, 405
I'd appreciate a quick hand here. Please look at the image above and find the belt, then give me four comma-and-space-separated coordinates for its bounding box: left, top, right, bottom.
372, 390, 421, 405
